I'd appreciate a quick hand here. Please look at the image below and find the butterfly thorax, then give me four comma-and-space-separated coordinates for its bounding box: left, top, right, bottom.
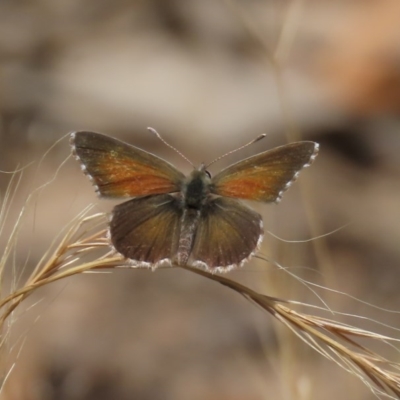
183, 168, 211, 209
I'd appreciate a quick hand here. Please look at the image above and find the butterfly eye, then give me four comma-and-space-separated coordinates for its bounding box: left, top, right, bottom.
205, 170, 212, 179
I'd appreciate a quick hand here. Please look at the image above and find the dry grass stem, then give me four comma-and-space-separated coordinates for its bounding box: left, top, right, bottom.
182, 265, 400, 399
0, 210, 125, 332
0, 203, 399, 398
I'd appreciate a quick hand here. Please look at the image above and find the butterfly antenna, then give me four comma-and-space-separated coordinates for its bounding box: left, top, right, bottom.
147, 127, 195, 168
206, 133, 267, 168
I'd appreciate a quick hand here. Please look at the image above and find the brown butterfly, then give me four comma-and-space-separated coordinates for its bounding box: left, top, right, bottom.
70, 130, 318, 272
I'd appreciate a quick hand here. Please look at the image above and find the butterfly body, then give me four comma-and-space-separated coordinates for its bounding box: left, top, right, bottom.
71, 131, 318, 272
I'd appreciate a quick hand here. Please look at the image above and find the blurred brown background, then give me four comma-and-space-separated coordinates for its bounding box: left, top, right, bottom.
1, 0, 400, 399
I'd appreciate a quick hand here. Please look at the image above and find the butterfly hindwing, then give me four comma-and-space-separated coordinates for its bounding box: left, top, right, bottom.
211, 142, 318, 203
110, 194, 183, 266
190, 197, 263, 271
71, 131, 185, 198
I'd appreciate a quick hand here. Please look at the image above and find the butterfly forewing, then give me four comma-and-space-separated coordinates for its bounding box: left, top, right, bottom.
71, 131, 185, 197
211, 142, 318, 203
110, 194, 183, 266
190, 197, 263, 271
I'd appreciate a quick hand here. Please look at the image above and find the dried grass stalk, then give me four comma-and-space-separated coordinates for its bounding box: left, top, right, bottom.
0, 205, 400, 399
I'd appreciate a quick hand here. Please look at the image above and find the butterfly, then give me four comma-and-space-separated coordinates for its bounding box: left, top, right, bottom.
70, 130, 318, 273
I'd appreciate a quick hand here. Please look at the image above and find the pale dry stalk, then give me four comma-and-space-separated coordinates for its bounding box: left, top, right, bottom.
0, 210, 399, 399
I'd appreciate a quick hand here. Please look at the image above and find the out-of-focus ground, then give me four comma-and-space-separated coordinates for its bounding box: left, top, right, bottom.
1, 1, 400, 399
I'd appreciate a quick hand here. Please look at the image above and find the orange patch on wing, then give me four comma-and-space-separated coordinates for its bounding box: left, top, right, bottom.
92, 152, 180, 197
213, 174, 284, 202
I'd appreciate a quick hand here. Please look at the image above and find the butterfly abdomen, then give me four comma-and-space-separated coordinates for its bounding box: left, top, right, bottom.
176, 208, 200, 266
